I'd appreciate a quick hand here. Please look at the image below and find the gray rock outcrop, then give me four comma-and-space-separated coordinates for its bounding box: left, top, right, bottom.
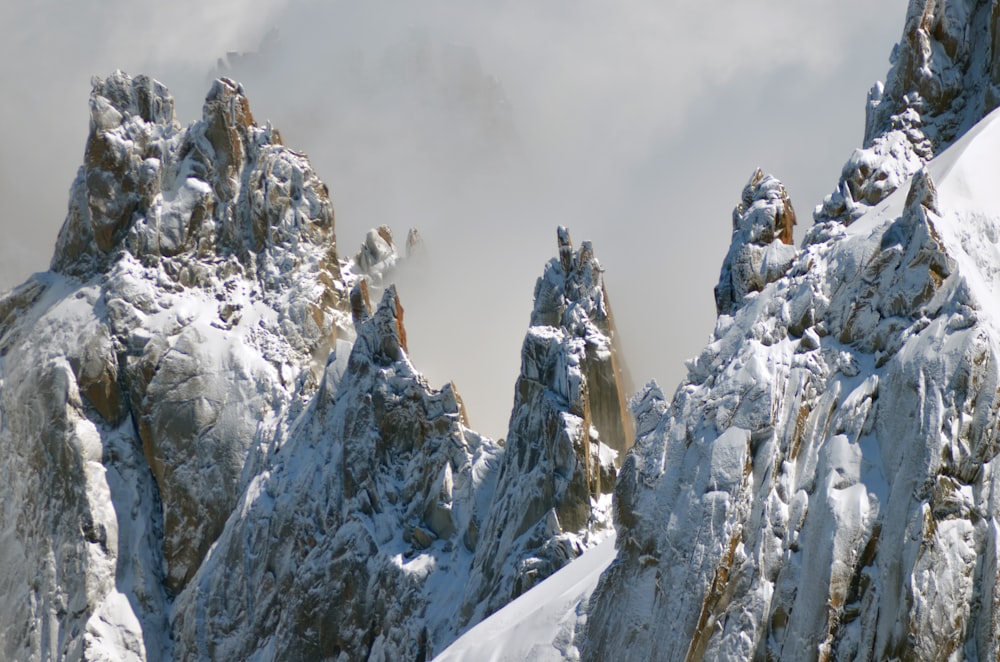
459, 227, 633, 627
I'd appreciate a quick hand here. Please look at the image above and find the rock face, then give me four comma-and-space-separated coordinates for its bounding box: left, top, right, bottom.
816, 0, 1000, 225
587, 160, 1000, 662
584, 3, 1000, 659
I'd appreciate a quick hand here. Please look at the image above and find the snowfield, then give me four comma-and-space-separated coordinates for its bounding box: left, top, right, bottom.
434, 532, 616, 662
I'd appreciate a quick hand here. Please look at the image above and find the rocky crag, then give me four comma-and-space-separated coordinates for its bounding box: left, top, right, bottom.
459, 227, 633, 627
584, 1, 1000, 659
0, 72, 629, 660
0, 71, 352, 661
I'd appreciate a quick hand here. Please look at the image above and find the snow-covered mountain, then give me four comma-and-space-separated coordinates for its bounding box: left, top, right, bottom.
10, 0, 1000, 660
437, 1, 1000, 660
579, 1, 1000, 659
0, 71, 627, 660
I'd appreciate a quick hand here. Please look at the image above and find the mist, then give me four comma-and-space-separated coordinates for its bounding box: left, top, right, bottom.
1, 0, 909, 439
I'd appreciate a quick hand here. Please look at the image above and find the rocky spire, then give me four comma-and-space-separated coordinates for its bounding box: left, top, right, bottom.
460, 227, 633, 625
529, 226, 634, 458
51, 72, 345, 304
715, 169, 798, 316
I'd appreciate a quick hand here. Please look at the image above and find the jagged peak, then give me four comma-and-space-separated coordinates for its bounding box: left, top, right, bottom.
351, 283, 409, 366
531, 226, 607, 333
405, 227, 426, 258
735, 168, 796, 243
458, 227, 631, 626
51, 71, 339, 284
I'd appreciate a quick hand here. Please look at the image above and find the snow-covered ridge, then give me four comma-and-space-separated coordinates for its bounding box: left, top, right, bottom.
817, 0, 1000, 227
584, 64, 1000, 662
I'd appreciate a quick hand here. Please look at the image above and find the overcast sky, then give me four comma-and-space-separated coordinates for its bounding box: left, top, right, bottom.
1, 0, 910, 438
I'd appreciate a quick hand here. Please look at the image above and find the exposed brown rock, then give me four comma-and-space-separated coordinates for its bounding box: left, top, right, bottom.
73, 326, 126, 425
351, 280, 372, 323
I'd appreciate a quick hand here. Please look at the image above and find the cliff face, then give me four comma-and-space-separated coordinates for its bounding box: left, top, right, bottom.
584, 2, 1000, 659
0, 72, 632, 660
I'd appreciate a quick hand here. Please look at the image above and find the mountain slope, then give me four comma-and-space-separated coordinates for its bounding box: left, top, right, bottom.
437, 533, 617, 662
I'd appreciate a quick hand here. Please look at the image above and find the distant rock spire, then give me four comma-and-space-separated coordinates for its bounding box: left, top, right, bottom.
460, 227, 633, 625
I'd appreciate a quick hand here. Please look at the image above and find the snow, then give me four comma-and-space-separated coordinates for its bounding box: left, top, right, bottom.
434, 533, 616, 662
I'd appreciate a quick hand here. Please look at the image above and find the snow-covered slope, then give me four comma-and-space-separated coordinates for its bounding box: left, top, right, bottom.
436, 533, 617, 662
